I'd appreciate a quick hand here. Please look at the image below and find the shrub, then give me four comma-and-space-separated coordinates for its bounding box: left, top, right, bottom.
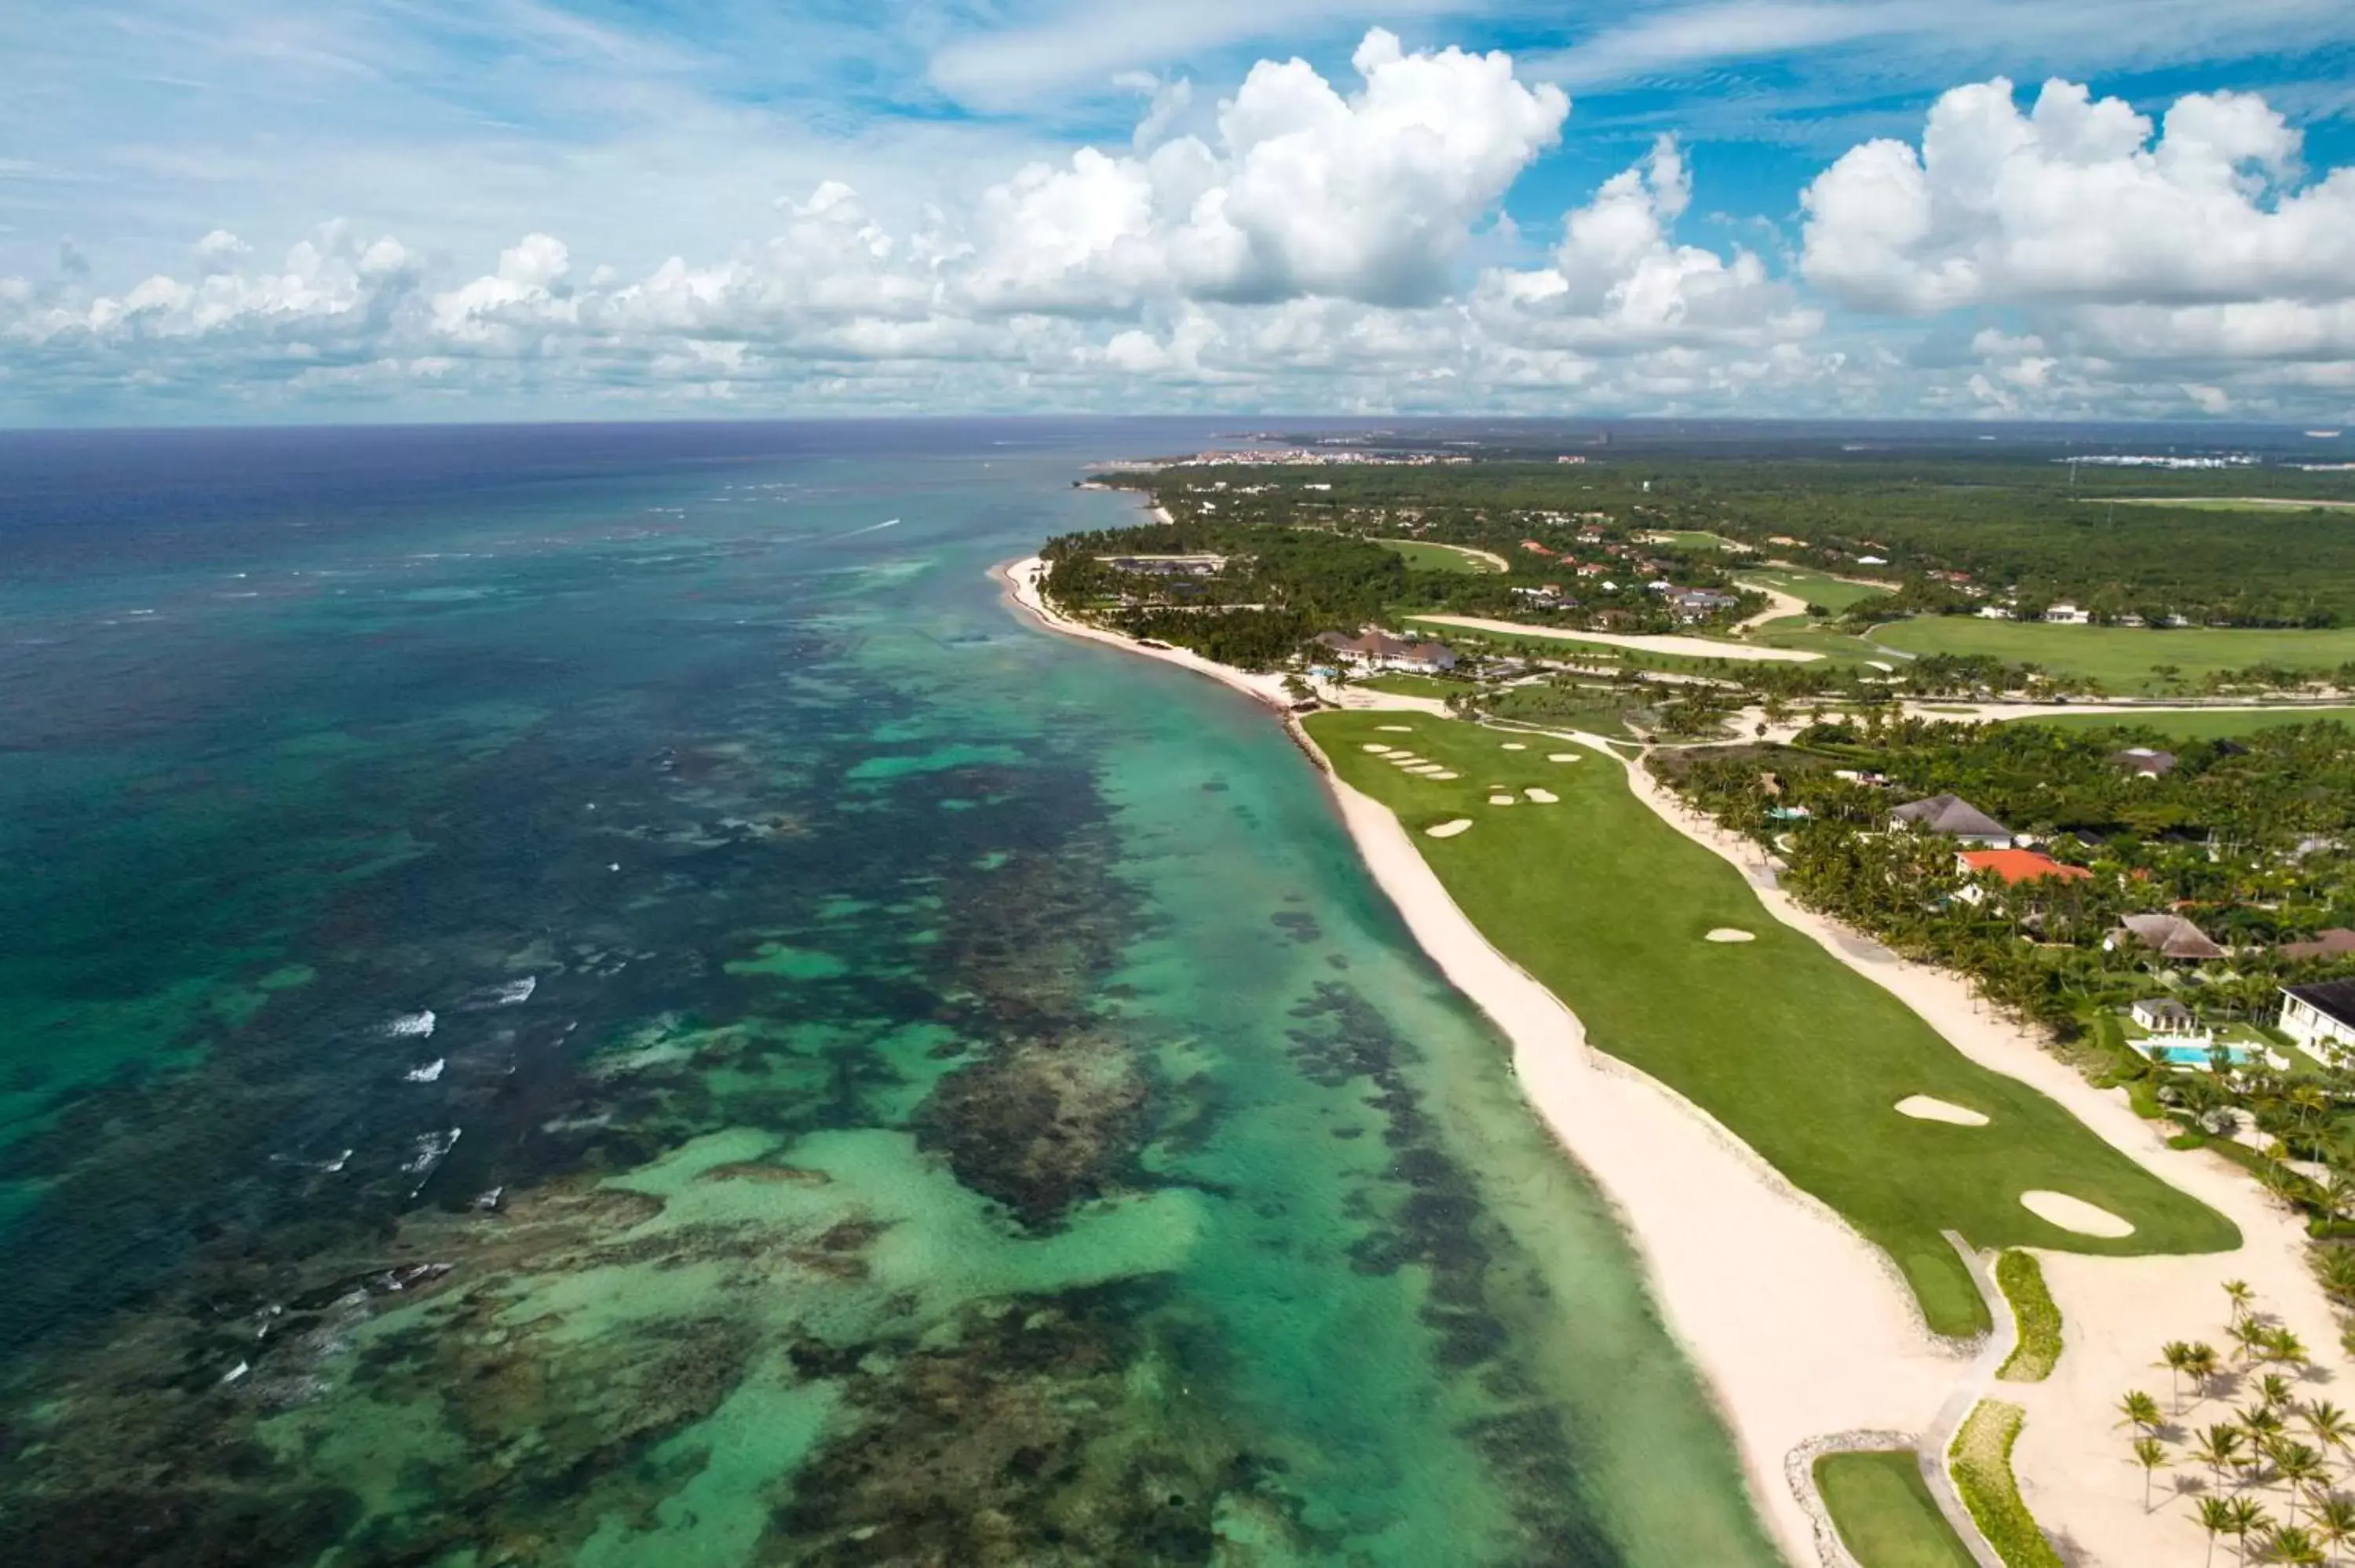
1995, 1253, 2063, 1382
1948, 1401, 2062, 1567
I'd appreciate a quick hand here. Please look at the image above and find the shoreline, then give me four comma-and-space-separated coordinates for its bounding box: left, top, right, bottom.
995, 556, 1966, 1564
996, 557, 2355, 1566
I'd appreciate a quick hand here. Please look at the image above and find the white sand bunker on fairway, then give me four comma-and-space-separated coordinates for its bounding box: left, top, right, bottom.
1501, 742, 1527, 751
1426, 819, 1473, 839
1378, 724, 1415, 733
1488, 793, 1517, 806
1429, 771, 1459, 781
1895, 1096, 1990, 1127
1524, 788, 1557, 804
1548, 753, 1582, 763
2021, 1191, 2134, 1238
1361, 743, 1393, 753
1704, 928, 1755, 943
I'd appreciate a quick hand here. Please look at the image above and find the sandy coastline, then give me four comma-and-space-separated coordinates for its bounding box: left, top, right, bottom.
995, 556, 2337, 1566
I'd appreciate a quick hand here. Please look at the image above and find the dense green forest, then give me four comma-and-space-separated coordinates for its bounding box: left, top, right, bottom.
1112, 456, 2355, 628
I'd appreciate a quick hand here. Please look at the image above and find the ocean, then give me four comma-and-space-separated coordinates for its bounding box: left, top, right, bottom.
0, 421, 1775, 1566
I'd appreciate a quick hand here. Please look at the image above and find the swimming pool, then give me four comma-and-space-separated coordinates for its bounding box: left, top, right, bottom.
2143, 1041, 2264, 1067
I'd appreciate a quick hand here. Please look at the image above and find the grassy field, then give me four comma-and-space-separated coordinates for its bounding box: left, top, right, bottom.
1375, 538, 1505, 573
1814, 1452, 1978, 1568
1740, 569, 1896, 613
2011, 706, 2355, 741
1353, 671, 1466, 699
1644, 529, 1747, 551
1304, 712, 2238, 1336
1875, 617, 2355, 691
2103, 496, 2355, 514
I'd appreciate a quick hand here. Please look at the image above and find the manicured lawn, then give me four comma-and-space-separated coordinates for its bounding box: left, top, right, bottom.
1375, 538, 1504, 573
1353, 672, 1466, 700
1741, 569, 1896, 612
2013, 706, 2355, 742
1874, 618, 2355, 691
1815, 1451, 1978, 1568
1305, 712, 2239, 1336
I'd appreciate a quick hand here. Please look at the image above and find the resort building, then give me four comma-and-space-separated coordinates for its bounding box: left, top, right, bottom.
2130, 997, 2197, 1034
2280, 980, 2355, 1059
2043, 602, 2092, 625
1314, 629, 1459, 674
1890, 794, 2015, 847
2110, 747, 2178, 779
2105, 913, 2228, 963
1951, 848, 2091, 906
2280, 928, 2355, 963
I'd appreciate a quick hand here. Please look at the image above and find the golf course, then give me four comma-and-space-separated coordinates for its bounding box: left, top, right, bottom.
1303, 710, 2239, 1337
1873, 618, 2355, 690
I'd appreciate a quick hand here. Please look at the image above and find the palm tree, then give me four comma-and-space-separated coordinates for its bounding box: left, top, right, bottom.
2167, 1341, 2204, 1411
2313, 1495, 2355, 1565
2265, 1523, 2327, 1566
2266, 1375, 2304, 1409
2198, 1424, 2252, 1486
2303, 1402, 2353, 1458
2193, 1343, 2227, 1403
2135, 1435, 2172, 1512
2276, 1442, 2331, 1524
2122, 1389, 2167, 1431
2203, 1496, 2245, 1567
2229, 1280, 2258, 1326
2271, 1329, 2314, 1369
2240, 1319, 2279, 1366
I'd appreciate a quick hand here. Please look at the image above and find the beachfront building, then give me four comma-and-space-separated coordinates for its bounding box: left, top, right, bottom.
1951, 848, 2092, 906
1314, 629, 1459, 675
2105, 913, 2228, 964
2131, 997, 2198, 1034
1891, 794, 2015, 848
2280, 981, 2355, 1060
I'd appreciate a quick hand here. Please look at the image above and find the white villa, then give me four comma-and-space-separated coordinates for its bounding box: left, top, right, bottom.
2281, 981, 2355, 1060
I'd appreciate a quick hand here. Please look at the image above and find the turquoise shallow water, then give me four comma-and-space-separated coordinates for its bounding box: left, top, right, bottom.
0, 422, 1776, 1566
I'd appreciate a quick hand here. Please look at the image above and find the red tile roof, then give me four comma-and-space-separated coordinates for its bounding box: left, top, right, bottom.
1959, 849, 2093, 886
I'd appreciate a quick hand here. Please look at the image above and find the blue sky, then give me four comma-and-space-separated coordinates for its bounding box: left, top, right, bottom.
5, 1, 2355, 423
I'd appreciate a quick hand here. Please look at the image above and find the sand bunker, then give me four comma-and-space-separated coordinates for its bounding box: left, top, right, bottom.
1410, 764, 1450, 775
1426, 819, 1473, 839
1548, 753, 1582, 763
1429, 771, 1459, 781
1386, 755, 1425, 765
1895, 1096, 1990, 1127
1488, 794, 1517, 806
2021, 1191, 2134, 1238
1704, 928, 1755, 943
1501, 742, 1527, 751
1378, 724, 1415, 733
1524, 788, 1558, 804
1361, 743, 1393, 753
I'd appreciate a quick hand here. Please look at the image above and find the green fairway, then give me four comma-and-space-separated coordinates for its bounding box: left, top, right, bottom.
1644, 529, 1745, 551
1740, 569, 1896, 612
2011, 706, 2355, 742
1354, 671, 1465, 699
1305, 712, 2238, 1336
1875, 617, 2355, 691
1375, 538, 1505, 573
1814, 1452, 1977, 1568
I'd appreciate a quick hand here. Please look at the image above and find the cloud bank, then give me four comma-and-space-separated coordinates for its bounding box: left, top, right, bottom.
5, 35, 2353, 422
